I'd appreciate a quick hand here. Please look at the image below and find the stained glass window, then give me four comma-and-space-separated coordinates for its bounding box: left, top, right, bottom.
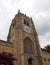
24, 38, 33, 54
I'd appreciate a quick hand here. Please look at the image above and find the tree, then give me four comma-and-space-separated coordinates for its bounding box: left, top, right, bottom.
0, 51, 17, 65
42, 45, 50, 53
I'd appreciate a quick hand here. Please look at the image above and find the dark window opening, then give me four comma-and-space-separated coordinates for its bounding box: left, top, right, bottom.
13, 24, 14, 27
48, 58, 50, 62
27, 22, 29, 26
44, 58, 46, 62
24, 20, 26, 25
24, 19, 29, 26
28, 58, 32, 65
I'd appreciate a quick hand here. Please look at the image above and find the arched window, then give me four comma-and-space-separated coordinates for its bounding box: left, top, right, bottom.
24, 38, 33, 53
28, 58, 32, 65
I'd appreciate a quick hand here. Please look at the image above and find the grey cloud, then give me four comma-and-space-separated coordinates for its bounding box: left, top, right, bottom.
11, 0, 21, 4
34, 0, 50, 12
46, 35, 50, 41
39, 32, 50, 48
37, 23, 50, 35
35, 18, 50, 35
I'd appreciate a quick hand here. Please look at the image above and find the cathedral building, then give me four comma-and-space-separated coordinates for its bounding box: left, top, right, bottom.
0, 10, 50, 65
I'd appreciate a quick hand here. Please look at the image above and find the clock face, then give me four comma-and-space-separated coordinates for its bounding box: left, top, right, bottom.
24, 25, 31, 33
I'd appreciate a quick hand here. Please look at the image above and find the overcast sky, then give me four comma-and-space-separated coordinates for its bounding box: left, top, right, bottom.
0, 0, 50, 48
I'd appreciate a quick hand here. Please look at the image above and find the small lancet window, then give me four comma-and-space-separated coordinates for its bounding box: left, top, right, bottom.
24, 19, 29, 26
27, 22, 29, 26
24, 20, 26, 25
13, 24, 14, 27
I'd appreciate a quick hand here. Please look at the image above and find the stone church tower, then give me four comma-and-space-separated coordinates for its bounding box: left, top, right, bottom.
7, 10, 43, 65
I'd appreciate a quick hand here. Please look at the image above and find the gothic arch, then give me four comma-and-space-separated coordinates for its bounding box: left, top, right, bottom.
24, 37, 32, 44
23, 37, 33, 53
